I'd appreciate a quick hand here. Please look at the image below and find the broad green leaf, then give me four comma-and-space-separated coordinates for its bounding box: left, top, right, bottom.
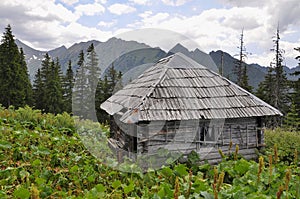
157, 187, 165, 197
174, 164, 188, 177
87, 175, 95, 183
32, 159, 41, 167
234, 159, 251, 175
112, 180, 121, 189
35, 177, 46, 186
19, 170, 29, 181
13, 187, 30, 199
95, 184, 106, 193
0, 141, 12, 149
161, 166, 173, 177
37, 146, 50, 155
70, 165, 79, 173
123, 183, 134, 194
200, 191, 214, 199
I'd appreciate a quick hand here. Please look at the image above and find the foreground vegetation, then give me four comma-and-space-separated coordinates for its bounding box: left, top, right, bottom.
0, 106, 299, 198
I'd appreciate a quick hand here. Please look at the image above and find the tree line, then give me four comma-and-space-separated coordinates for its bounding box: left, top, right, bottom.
233, 27, 300, 130
0, 25, 299, 129
0, 25, 121, 124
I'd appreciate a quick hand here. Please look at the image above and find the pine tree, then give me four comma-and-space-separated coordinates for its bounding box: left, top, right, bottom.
234, 29, 252, 92
85, 43, 100, 121
73, 50, 86, 118
19, 48, 33, 106
95, 64, 122, 123
73, 45, 100, 120
95, 75, 109, 123
33, 53, 51, 111
291, 47, 300, 117
33, 54, 64, 114
0, 25, 32, 108
256, 68, 275, 104
86, 43, 100, 91
283, 47, 300, 130
63, 60, 74, 113
256, 26, 289, 127
270, 27, 289, 114
44, 58, 64, 114
284, 103, 300, 131
33, 69, 44, 110
240, 65, 252, 92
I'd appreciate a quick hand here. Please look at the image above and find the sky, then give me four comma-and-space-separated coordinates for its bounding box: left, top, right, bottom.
0, 0, 299, 68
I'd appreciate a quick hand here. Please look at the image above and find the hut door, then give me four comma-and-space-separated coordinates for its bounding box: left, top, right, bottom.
133, 136, 137, 152
256, 117, 264, 146
196, 125, 206, 150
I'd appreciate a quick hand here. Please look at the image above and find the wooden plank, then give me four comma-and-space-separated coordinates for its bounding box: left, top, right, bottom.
148, 143, 196, 153
255, 127, 259, 147
229, 125, 232, 142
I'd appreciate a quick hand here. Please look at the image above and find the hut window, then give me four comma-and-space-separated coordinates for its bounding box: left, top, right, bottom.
206, 126, 217, 142
199, 125, 220, 145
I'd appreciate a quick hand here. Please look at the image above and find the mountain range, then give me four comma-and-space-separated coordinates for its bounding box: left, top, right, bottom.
16, 38, 300, 90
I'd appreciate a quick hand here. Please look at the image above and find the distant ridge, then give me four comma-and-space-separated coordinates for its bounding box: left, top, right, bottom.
16, 38, 300, 89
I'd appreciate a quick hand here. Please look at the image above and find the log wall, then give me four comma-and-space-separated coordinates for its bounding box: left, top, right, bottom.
136, 117, 263, 162
109, 117, 264, 164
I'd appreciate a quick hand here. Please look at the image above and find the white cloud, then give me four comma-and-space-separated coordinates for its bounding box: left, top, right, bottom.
64, 22, 112, 42
137, 12, 170, 27
60, 0, 78, 6
108, 3, 136, 15
220, 0, 266, 7
75, 3, 105, 16
138, 10, 153, 18
221, 0, 300, 33
161, 0, 191, 6
95, 0, 107, 4
1, 0, 78, 23
126, 4, 299, 67
0, 0, 298, 68
98, 20, 117, 28
129, 0, 152, 5
0, 0, 110, 50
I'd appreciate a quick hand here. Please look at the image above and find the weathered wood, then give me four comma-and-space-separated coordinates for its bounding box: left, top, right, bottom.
109, 116, 265, 164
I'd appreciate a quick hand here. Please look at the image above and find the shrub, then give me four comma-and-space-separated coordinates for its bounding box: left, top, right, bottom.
264, 128, 300, 164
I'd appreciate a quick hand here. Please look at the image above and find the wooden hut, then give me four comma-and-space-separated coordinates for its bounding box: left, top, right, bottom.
101, 52, 282, 164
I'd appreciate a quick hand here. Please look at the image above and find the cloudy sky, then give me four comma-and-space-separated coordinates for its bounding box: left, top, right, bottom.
0, 0, 299, 67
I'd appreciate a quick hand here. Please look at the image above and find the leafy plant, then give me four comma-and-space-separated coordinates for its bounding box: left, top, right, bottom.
0, 107, 299, 198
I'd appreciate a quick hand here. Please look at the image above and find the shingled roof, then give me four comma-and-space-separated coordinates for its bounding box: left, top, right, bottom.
101, 53, 282, 123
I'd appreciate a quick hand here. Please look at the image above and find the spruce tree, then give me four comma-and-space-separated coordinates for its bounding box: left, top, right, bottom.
270, 27, 289, 114
96, 75, 109, 123
33, 69, 44, 110
85, 43, 100, 121
240, 65, 252, 92
95, 64, 122, 123
73, 46, 101, 120
256, 27, 289, 127
63, 60, 74, 113
73, 50, 86, 118
256, 68, 275, 104
291, 47, 300, 116
33, 53, 51, 111
86, 43, 100, 94
33, 54, 64, 114
0, 25, 32, 108
19, 48, 33, 106
44, 58, 64, 114
283, 47, 300, 130
234, 29, 252, 92
284, 103, 300, 131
